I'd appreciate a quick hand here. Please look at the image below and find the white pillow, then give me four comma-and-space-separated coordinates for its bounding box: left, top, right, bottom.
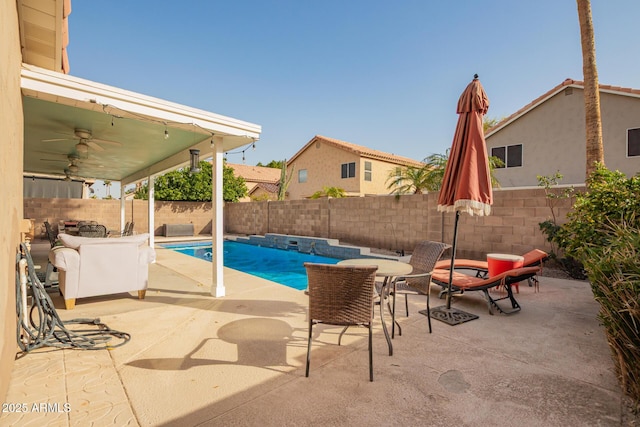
59, 233, 150, 249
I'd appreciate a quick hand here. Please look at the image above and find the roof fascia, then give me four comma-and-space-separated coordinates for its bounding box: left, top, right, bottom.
20, 64, 261, 139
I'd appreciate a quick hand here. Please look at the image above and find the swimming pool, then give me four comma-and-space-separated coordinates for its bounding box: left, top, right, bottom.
163, 240, 339, 290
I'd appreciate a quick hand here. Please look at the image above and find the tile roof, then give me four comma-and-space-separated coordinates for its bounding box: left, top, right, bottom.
227, 163, 281, 183
287, 135, 425, 167
486, 78, 640, 136
248, 182, 280, 195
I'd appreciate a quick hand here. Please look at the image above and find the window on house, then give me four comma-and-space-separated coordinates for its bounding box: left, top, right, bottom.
491, 144, 523, 168
628, 128, 640, 157
298, 169, 307, 183
364, 161, 372, 181
341, 162, 356, 178
491, 147, 506, 168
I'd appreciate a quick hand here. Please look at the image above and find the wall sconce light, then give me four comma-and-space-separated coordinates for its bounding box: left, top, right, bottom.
164, 129, 170, 139
189, 149, 201, 174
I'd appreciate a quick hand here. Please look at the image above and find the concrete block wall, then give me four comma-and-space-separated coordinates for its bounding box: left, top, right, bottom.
226, 187, 579, 259
25, 186, 578, 259
24, 199, 213, 238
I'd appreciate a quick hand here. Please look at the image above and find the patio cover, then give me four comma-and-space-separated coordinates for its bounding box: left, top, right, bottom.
21, 64, 262, 296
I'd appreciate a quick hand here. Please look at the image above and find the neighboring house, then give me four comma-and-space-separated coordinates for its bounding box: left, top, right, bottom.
227, 163, 280, 202
285, 135, 425, 200
486, 78, 640, 187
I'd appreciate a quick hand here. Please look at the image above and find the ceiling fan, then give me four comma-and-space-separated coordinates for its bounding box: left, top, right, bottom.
43, 128, 122, 153
39, 153, 102, 176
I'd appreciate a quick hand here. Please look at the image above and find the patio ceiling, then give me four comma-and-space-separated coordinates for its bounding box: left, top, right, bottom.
22, 65, 261, 185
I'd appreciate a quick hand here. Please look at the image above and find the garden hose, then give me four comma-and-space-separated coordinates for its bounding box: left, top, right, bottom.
16, 243, 130, 353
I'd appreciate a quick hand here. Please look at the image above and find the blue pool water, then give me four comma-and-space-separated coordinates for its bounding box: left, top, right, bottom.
163, 240, 339, 290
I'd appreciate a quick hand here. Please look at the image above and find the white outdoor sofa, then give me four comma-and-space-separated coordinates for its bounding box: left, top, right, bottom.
49, 233, 156, 309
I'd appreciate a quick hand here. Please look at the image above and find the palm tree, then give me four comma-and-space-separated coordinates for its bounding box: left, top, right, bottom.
576, 0, 605, 177
421, 151, 449, 192
103, 180, 112, 199
387, 146, 504, 197
310, 186, 346, 199
386, 165, 431, 196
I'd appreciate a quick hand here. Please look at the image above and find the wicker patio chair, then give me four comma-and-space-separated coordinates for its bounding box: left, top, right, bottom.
77, 224, 108, 238
44, 221, 58, 248
304, 262, 378, 381
384, 241, 450, 336
123, 221, 135, 236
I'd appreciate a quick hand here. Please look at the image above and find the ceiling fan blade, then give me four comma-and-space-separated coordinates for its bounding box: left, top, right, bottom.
86, 141, 105, 152
39, 158, 67, 163
42, 138, 73, 142
34, 151, 68, 158
91, 138, 122, 146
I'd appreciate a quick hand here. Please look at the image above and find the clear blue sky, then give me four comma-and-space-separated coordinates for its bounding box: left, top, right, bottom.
68, 0, 639, 171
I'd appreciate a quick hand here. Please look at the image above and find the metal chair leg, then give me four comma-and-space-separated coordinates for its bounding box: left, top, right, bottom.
368, 323, 373, 382
338, 326, 349, 345
306, 320, 313, 377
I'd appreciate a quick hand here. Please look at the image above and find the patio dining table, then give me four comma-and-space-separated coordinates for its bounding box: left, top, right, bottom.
337, 258, 412, 356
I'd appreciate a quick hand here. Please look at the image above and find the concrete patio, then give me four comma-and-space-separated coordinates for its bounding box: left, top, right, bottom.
1, 239, 632, 426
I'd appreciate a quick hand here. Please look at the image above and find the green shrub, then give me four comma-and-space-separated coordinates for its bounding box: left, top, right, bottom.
556, 165, 640, 261
557, 163, 640, 408
537, 172, 584, 278
582, 223, 640, 409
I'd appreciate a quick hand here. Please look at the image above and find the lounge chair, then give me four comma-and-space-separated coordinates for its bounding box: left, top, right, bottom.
431, 266, 541, 315
434, 249, 548, 291
304, 262, 378, 381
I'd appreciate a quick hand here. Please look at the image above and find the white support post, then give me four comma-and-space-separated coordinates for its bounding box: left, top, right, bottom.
120, 182, 125, 234
148, 175, 155, 250
211, 137, 225, 297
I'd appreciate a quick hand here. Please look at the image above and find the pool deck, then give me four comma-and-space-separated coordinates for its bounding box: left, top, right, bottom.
2, 237, 636, 426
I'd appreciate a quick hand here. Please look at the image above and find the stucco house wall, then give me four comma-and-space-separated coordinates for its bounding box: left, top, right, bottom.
287, 142, 362, 199
359, 157, 398, 196
0, 0, 24, 403
487, 81, 640, 187
286, 135, 423, 200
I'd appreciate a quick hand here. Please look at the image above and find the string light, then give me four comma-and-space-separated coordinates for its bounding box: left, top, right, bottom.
100, 102, 260, 162
224, 139, 260, 164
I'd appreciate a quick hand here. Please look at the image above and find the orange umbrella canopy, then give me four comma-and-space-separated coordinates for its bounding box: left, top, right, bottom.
437, 77, 492, 216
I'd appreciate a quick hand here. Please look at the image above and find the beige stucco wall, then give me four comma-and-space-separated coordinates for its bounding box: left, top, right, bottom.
286, 140, 416, 199
287, 142, 361, 199
0, 0, 23, 403
359, 157, 399, 196
487, 87, 640, 187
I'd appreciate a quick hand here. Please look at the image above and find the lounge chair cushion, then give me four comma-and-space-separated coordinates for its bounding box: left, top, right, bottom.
434, 249, 548, 271
432, 266, 541, 290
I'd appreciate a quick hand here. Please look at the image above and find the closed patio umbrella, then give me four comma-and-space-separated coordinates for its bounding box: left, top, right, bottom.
430, 75, 492, 325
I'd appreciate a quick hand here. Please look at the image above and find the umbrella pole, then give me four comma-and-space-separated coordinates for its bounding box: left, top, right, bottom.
430, 210, 479, 325
446, 211, 460, 309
